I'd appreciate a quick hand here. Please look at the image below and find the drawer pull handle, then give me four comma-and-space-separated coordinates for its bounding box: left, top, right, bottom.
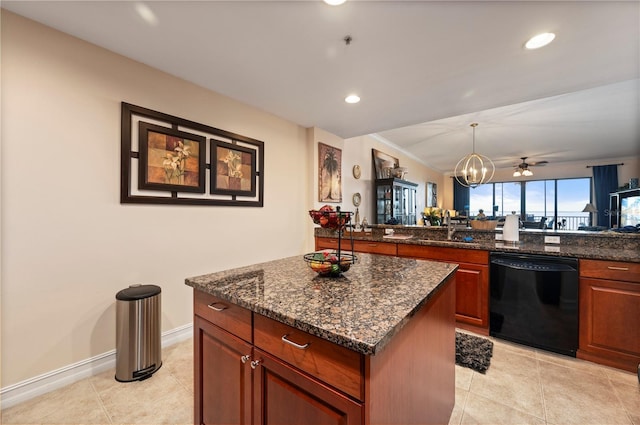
281, 334, 310, 350
207, 303, 227, 312
240, 354, 251, 364
250, 359, 262, 369
607, 266, 629, 271
368, 244, 378, 247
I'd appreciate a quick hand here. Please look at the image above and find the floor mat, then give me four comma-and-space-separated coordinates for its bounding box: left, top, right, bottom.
456, 332, 493, 373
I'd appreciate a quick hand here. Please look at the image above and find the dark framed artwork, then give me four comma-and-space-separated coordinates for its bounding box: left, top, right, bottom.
318, 142, 342, 203
138, 122, 206, 193
210, 140, 257, 197
427, 182, 438, 207
372, 148, 399, 179
121, 102, 264, 206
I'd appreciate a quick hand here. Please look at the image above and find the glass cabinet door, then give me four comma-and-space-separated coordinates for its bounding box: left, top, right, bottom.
374, 178, 418, 224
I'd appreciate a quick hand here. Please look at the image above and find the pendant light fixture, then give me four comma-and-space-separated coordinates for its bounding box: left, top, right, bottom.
454, 123, 495, 188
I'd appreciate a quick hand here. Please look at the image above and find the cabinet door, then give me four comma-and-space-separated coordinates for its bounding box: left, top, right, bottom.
315, 236, 339, 250
396, 245, 490, 330
252, 349, 362, 425
353, 240, 397, 256
455, 263, 489, 328
578, 277, 640, 372
194, 316, 252, 425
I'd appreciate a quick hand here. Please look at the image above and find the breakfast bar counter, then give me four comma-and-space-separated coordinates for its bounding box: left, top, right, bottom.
186, 253, 458, 425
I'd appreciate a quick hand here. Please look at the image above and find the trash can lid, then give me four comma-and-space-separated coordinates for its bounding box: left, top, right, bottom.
116, 284, 161, 301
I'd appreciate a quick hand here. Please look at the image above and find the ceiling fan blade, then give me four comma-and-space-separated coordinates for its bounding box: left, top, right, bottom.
530, 160, 549, 166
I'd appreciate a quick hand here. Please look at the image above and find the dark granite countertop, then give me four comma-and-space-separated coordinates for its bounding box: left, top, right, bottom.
185, 253, 457, 356
317, 227, 640, 263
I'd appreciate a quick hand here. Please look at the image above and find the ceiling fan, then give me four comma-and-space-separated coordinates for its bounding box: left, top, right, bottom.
513, 157, 548, 177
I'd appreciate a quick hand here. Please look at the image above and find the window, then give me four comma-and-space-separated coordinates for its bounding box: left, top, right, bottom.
468, 178, 591, 230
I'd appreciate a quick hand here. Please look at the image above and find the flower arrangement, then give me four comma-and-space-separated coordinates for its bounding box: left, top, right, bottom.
162, 141, 191, 184
423, 207, 443, 226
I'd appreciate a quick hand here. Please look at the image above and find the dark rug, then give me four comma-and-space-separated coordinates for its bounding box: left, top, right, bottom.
456, 331, 493, 374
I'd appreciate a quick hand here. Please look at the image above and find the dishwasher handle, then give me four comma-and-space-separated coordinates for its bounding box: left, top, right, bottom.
491, 257, 576, 272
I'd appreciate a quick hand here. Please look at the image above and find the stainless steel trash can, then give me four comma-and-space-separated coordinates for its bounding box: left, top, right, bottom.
115, 284, 162, 382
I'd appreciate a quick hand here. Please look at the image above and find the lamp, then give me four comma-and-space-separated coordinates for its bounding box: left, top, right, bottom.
582, 203, 598, 226
454, 123, 495, 188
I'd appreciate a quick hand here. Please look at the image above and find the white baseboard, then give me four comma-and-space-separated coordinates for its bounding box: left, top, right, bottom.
0, 323, 193, 410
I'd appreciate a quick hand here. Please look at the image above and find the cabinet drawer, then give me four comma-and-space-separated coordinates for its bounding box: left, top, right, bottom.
315, 236, 339, 250
580, 259, 640, 283
253, 314, 363, 401
353, 240, 397, 255
194, 290, 252, 342
397, 244, 488, 265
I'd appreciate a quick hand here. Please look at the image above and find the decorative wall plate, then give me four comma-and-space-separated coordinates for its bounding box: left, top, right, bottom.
352, 165, 361, 179
352, 192, 361, 207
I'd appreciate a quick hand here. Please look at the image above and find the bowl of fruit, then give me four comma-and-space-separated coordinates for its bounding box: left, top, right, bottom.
304, 250, 357, 277
309, 205, 352, 230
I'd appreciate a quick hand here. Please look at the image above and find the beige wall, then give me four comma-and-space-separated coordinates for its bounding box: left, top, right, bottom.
308, 132, 444, 225
0, 11, 315, 387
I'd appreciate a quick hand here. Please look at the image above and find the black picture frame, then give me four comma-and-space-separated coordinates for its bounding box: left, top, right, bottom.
210, 139, 257, 197
121, 102, 265, 206
138, 122, 206, 193
372, 148, 399, 179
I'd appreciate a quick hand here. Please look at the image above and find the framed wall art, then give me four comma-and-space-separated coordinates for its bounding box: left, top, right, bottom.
121, 102, 264, 206
138, 122, 206, 193
372, 148, 399, 179
427, 182, 438, 207
318, 142, 342, 203
210, 139, 257, 197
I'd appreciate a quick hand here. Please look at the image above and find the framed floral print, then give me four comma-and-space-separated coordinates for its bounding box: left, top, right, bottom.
121, 102, 264, 206
210, 140, 257, 197
138, 122, 206, 193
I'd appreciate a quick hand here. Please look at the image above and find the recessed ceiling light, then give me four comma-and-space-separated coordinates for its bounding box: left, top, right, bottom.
324, 0, 347, 5
345, 94, 360, 104
525, 32, 555, 49
135, 2, 158, 26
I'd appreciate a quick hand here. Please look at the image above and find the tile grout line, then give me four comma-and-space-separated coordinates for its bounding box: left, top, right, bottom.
606, 373, 636, 425
89, 376, 115, 424
535, 351, 549, 425
456, 371, 473, 425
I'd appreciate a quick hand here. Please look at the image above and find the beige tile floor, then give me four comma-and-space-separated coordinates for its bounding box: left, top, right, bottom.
2, 333, 638, 425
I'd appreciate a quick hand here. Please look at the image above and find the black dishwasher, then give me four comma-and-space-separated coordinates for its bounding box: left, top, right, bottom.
490, 252, 579, 357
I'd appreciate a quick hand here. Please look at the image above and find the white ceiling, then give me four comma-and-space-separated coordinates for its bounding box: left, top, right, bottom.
3, 0, 639, 173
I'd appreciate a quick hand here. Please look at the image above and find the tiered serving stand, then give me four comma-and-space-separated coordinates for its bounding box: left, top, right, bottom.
306, 206, 357, 277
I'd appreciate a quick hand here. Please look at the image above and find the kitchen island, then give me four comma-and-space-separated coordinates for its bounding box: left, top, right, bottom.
186, 253, 458, 425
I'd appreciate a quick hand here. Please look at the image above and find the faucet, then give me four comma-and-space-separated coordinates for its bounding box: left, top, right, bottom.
446, 211, 456, 240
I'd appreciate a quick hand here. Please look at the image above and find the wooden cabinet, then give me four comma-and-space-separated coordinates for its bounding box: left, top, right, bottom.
315, 236, 397, 256
194, 274, 456, 425
398, 244, 490, 332
194, 316, 252, 425
253, 314, 363, 400
194, 290, 363, 424
374, 178, 417, 225
253, 349, 362, 424
578, 259, 640, 372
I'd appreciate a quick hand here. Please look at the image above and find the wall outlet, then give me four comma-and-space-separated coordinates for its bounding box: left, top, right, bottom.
544, 236, 561, 244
